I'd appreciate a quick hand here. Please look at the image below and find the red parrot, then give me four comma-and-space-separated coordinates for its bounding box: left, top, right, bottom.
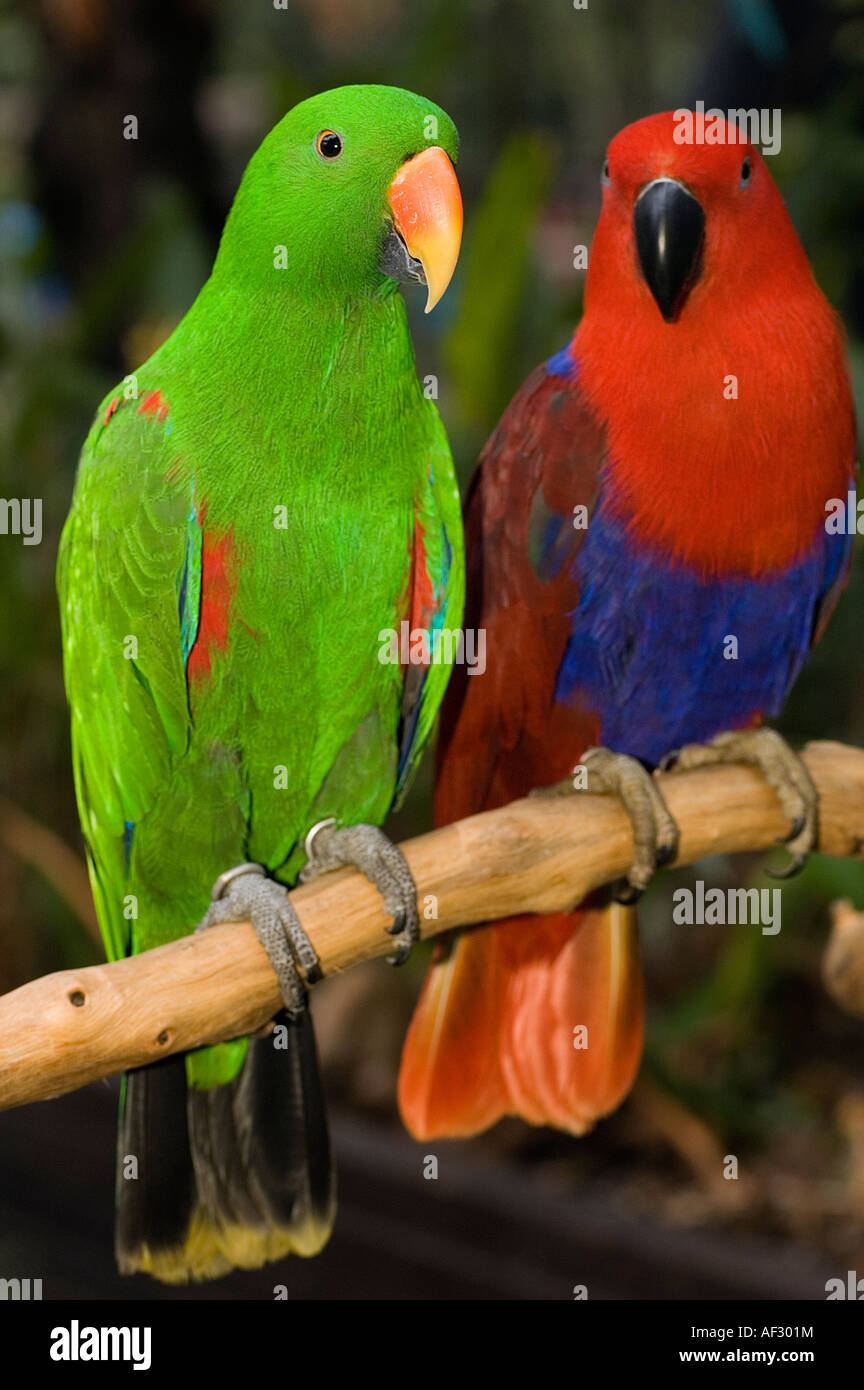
398, 111, 856, 1140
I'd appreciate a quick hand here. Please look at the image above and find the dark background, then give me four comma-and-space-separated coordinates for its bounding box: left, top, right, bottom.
1, 0, 864, 1299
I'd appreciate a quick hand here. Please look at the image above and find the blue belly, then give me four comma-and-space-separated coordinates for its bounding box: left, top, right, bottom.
555, 500, 847, 766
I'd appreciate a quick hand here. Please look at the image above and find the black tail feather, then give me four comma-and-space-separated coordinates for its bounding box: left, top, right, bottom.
234, 1009, 334, 1231
115, 1054, 197, 1270
188, 1010, 335, 1238
115, 1011, 335, 1280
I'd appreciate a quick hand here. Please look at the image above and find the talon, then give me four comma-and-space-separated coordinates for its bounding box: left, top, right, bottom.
669, 727, 818, 881
777, 815, 805, 845
614, 881, 643, 906
658, 749, 679, 772
386, 908, 407, 937
301, 821, 420, 965
196, 863, 320, 1018
565, 745, 679, 898
765, 852, 807, 880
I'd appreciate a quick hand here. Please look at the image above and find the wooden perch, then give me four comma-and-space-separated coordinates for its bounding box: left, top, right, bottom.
2, 739, 864, 1112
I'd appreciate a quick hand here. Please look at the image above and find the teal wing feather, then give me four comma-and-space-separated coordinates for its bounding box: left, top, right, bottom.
57, 389, 198, 961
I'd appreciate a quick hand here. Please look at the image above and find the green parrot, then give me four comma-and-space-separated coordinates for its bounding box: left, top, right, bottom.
57, 85, 464, 1282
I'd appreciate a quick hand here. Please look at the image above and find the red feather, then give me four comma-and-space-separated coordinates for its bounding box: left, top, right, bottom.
137, 389, 170, 423
187, 516, 235, 683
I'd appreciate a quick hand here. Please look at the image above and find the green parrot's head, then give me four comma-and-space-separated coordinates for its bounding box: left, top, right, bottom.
215, 85, 462, 313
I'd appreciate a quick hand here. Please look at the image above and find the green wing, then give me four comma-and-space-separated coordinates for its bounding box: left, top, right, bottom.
57, 389, 197, 961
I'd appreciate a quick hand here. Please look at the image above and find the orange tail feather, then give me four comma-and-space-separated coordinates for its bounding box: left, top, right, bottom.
398, 903, 643, 1140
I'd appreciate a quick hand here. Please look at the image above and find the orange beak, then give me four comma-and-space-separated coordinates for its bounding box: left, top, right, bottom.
387, 147, 463, 313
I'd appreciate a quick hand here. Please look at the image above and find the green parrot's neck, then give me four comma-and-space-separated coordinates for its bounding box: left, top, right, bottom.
165, 272, 414, 403
147, 274, 429, 504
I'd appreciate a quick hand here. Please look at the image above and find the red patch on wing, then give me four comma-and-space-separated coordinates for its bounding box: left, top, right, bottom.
409, 520, 436, 639
186, 518, 236, 683
137, 389, 169, 422
394, 519, 437, 672
103, 396, 120, 426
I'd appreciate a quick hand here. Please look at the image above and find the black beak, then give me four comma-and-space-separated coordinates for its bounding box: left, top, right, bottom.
634, 178, 705, 323
379, 225, 426, 288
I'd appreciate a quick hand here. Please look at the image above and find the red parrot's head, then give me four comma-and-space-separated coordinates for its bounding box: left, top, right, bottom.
575, 110, 854, 578
587, 110, 809, 326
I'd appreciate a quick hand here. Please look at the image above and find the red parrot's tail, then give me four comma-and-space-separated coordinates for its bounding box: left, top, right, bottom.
397, 901, 643, 1140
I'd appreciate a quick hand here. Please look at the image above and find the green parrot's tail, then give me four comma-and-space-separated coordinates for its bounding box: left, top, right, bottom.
115, 1012, 335, 1283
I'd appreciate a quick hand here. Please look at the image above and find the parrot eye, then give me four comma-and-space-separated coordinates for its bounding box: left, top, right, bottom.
316, 130, 344, 160
601, 159, 611, 187
739, 157, 752, 189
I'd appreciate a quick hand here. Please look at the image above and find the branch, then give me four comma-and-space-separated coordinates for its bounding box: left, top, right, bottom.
2, 740, 863, 1111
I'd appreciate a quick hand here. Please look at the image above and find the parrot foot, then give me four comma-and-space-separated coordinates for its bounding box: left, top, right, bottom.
662, 727, 818, 878
195, 863, 322, 1019
300, 819, 419, 966
532, 747, 679, 904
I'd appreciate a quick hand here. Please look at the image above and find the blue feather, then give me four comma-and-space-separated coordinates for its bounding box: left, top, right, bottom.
545, 341, 578, 379
556, 498, 849, 765
178, 497, 202, 669
123, 821, 134, 875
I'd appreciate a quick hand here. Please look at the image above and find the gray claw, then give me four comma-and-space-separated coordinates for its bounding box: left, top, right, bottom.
777, 815, 806, 845
672, 727, 818, 878
575, 746, 680, 898
387, 907, 407, 937
765, 853, 808, 880
387, 938, 413, 967
614, 881, 643, 906
196, 863, 320, 1018
301, 821, 419, 966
